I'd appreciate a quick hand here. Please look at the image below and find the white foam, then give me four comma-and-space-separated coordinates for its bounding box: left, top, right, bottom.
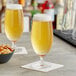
33, 14, 52, 21
6, 4, 22, 10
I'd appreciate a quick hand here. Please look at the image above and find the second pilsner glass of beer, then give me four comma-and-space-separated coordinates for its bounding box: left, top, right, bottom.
31, 14, 53, 68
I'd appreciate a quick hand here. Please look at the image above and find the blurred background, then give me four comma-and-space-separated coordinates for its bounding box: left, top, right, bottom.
0, 0, 76, 46
0, 0, 64, 33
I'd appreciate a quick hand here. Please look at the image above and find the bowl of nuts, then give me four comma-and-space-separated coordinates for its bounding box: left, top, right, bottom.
0, 45, 14, 64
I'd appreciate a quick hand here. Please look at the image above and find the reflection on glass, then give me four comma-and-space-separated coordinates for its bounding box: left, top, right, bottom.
60, 0, 74, 35
72, 0, 76, 40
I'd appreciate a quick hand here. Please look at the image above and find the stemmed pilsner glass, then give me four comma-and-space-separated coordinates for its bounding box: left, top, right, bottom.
21, 14, 64, 72
31, 14, 53, 67
5, 4, 24, 53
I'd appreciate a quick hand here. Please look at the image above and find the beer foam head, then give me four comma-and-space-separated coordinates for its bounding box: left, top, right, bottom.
33, 14, 52, 21
6, 4, 22, 10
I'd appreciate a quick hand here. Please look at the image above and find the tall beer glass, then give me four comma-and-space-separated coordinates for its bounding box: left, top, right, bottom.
31, 14, 53, 68
5, 4, 23, 49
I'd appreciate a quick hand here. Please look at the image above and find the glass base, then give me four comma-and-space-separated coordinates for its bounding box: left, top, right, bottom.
14, 46, 28, 54
72, 37, 76, 40
61, 30, 72, 35
21, 61, 64, 72
72, 31, 76, 40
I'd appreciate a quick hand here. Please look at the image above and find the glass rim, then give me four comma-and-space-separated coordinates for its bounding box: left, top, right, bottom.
6, 4, 22, 10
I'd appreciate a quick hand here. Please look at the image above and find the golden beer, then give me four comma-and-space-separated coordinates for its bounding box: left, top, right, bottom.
5, 4, 23, 42
31, 14, 53, 56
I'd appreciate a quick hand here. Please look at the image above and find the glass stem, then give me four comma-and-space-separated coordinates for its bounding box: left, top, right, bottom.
12, 42, 15, 49
40, 56, 44, 66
